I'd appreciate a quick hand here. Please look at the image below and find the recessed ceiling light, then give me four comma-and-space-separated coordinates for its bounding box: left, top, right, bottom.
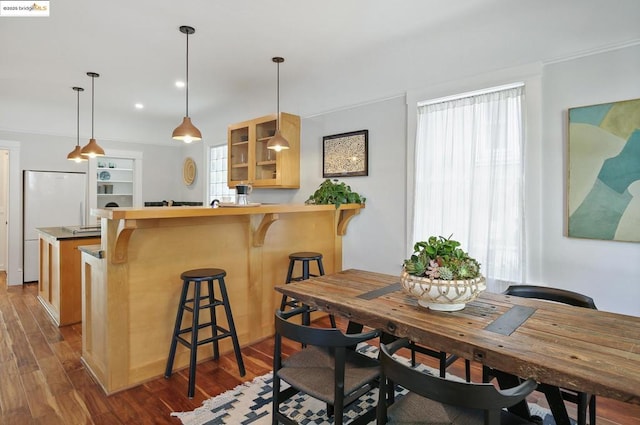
135, 103, 144, 109
175, 81, 185, 88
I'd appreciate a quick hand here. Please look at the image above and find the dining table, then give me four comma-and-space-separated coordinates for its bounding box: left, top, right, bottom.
275, 269, 640, 423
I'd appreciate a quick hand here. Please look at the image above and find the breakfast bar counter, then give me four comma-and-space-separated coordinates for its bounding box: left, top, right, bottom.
80, 203, 363, 394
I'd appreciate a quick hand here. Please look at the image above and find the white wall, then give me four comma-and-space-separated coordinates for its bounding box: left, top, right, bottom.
192, 97, 408, 276
301, 97, 408, 275
540, 45, 640, 316
0, 130, 184, 203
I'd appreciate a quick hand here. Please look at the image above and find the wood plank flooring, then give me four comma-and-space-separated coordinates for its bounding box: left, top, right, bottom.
1, 275, 639, 424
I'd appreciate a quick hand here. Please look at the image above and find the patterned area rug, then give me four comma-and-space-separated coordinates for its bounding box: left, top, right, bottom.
171, 345, 562, 425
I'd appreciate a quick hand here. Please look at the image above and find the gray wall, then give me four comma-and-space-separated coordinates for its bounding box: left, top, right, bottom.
540, 45, 640, 315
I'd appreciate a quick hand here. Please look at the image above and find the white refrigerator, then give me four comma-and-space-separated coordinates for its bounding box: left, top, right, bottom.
23, 170, 87, 283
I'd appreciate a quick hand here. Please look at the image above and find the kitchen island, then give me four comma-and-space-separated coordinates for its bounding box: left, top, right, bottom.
37, 227, 101, 326
81, 203, 363, 394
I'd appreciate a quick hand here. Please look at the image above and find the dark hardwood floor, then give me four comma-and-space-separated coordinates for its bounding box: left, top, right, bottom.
1, 275, 639, 424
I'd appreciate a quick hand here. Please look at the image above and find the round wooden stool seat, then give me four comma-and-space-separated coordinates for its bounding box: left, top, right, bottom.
180, 268, 226, 281
289, 252, 323, 261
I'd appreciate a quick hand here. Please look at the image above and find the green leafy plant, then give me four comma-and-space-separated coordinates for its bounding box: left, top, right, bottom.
403, 235, 481, 280
305, 179, 366, 209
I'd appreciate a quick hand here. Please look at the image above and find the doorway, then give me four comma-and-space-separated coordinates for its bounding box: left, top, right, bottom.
0, 140, 21, 285
0, 150, 7, 271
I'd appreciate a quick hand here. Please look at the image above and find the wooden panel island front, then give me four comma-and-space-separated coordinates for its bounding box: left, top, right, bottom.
81, 203, 363, 394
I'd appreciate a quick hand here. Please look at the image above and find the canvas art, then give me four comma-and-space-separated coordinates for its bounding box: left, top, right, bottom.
568, 98, 640, 242
323, 130, 368, 177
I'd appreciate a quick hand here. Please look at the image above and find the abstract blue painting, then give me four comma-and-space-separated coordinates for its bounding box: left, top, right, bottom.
568, 98, 640, 242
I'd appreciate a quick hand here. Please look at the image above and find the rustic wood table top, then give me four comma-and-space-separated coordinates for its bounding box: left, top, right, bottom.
275, 269, 640, 406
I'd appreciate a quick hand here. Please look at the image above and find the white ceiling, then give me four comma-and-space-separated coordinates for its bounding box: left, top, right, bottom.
2, 0, 640, 145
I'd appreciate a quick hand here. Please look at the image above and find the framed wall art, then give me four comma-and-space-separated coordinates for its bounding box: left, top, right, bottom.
567, 97, 640, 242
322, 129, 368, 177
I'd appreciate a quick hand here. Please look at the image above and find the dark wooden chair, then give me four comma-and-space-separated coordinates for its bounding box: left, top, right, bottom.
272, 308, 380, 425
484, 285, 597, 425
407, 341, 471, 382
347, 324, 472, 382
377, 338, 537, 425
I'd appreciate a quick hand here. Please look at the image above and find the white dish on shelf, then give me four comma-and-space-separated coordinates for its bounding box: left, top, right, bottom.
218, 202, 261, 208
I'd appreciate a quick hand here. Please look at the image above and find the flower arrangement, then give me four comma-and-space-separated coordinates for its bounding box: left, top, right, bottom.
403, 235, 481, 280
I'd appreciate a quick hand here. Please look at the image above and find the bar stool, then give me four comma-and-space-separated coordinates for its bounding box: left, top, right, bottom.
280, 252, 336, 327
164, 268, 245, 398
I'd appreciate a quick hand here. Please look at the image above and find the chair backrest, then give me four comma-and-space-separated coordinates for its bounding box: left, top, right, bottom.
378, 338, 537, 424
274, 308, 379, 348
504, 285, 597, 309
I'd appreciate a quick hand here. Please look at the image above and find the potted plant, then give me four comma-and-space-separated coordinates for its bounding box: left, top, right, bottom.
401, 235, 486, 311
305, 179, 366, 209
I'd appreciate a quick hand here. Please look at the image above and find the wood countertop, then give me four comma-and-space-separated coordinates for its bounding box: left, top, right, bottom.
91, 203, 363, 220
92, 203, 364, 266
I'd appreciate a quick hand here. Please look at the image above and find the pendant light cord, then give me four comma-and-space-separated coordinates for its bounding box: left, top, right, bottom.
185, 31, 189, 117
91, 75, 95, 139
276, 60, 280, 131
76, 89, 80, 147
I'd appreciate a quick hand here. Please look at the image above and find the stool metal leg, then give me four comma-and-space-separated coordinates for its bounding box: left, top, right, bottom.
285, 260, 295, 284
207, 279, 220, 360
316, 258, 325, 276
282, 260, 297, 312
300, 259, 311, 325
218, 277, 245, 376
301, 260, 310, 280
279, 294, 288, 311
165, 279, 190, 378
187, 280, 201, 398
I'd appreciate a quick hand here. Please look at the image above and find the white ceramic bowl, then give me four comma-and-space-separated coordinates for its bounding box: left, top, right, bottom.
400, 269, 486, 311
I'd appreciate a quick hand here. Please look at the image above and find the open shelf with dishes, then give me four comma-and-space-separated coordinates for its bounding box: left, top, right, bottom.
96, 157, 134, 207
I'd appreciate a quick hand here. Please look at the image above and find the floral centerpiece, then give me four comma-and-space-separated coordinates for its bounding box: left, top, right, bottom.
401, 235, 486, 311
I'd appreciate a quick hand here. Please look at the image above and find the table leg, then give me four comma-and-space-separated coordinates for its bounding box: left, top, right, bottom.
538, 384, 572, 425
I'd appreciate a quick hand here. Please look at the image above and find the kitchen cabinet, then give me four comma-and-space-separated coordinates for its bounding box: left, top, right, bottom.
37, 227, 100, 326
228, 112, 300, 188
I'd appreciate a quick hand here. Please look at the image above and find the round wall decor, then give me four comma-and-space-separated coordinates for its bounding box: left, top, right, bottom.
183, 157, 196, 186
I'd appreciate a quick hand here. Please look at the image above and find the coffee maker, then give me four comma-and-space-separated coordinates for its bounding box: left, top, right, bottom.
235, 184, 252, 205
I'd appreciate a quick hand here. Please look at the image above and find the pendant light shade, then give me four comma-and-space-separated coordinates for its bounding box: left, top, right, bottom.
173, 25, 202, 143
267, 57, 290, 151
67, 86, 87, 162
81, 72, 105, 157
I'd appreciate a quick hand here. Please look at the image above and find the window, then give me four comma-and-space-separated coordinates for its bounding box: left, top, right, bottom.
209, 144, 234, 203
412, 84, 525, 291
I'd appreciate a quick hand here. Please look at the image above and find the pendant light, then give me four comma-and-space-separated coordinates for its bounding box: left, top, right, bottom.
81, 72, 105, 158
267, 57, 290, 151
172, 25, 202, 143
67, 86, 87, 162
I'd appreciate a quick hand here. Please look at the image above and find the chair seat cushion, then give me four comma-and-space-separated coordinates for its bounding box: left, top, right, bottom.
277, 346, 379, 403
387, 392, 534, 425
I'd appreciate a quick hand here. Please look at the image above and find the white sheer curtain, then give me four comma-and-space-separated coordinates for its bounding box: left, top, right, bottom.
412, 85, 525, 292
